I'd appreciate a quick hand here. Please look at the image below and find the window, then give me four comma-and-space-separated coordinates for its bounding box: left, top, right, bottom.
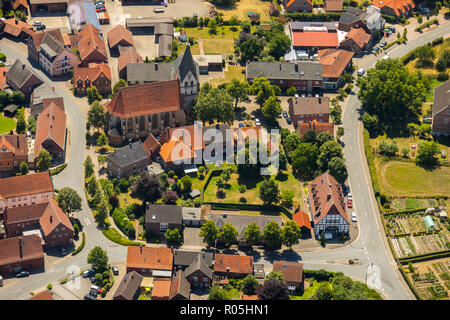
160, 223, 168, 232
193, 276, 198, 282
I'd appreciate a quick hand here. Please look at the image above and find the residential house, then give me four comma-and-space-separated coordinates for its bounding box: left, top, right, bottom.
39, 198, 74, 247
159, 136, 198, 171
192, 55, 223, 74
126, 246, 173, 277
169, 270, 190, 300
340, 27, 372, 54
292, 210, 312, 233
324, 0, 343, 11
107, 24, 134, 53
3, 202, 47, 238
0, 171, 54, 209
118, 47, 143, 81
289, 22, 339, 53
184, 253, 213, 289
0, 234, 44, 276
432, 80, 450, 136
73, 62, 112, 95
145, 204, 183, 237
209, 213, 282, 246
288, 96, 330, 127
13, 0, 29, 14
6, 59, 43, 98
151, 278, 171, 300
339, 5, 384, 33
364, 5, 385, 32
284, 0, 313, 13
29, 290, 54, 300
308, 172, 350, 238
30, 83, 59, 118
105, 80, 186, 142
34, 100, 67, 161
107, 141, 149, 178
0, 134, 29, 176
125, 46, 199, 109
213, 254, 254, 279
113, 271, 143, 300
0, 18, 34, 39
141, 133, 161, 161
173, 250, 213, 270
272, 261, 304, 291
29, 0, 68, 15
73, 24, 108, 66
246, 61, 323, 92
372, 0, 415, 17
318, 48, 354, 89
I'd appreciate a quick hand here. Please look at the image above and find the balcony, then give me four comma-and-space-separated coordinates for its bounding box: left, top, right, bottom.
56, 58, 71, 65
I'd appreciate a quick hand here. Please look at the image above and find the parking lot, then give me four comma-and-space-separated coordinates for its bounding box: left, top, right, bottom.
27, 15, 72, 34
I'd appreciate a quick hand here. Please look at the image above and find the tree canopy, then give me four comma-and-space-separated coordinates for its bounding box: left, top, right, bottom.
57, 187, 82, 214
130, 172, 162, 204
194, 84, 235, 124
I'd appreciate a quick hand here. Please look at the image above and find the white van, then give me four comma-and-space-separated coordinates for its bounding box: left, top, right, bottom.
351, 212, 357, 222
90, 285, 100, 292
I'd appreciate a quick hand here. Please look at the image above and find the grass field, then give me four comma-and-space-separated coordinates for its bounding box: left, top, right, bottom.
378, 161, 450, 197
0, 114, 16, 134
405, 38, 450, 76
176, 26, 242, 40
202, 39, 235, 55
216, 0, 272, 22
210, 65, 245, 87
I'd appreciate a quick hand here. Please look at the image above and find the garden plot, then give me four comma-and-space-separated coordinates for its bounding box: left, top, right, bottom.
415, 234, 447, 253
391, 238, 403, 258
390, 198, 445, 211
398, 236, 415, 257
398, 216, 428, 234
409, 259, 450, 300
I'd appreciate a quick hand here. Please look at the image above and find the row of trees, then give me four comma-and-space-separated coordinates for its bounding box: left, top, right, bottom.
200, 219, 303, 250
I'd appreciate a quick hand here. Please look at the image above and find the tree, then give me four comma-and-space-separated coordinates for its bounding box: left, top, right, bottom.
268, 33, 291, 60
418, 123, 432, 139
278, 152, 287, 172
95, 200, 108, 227
36, 149, 52, 171
199, 220, 220, 247
227, 79, 249, 108
180, 175, 193, 193
244, 222, 261, 246
362, 113, 379, 137
312, 283, 333, 300
163, 190, 178, 204
316, 131, 333, 147
15, 10, 27, 22
239, 37, 264, 63
291, 143, 319, 178
259, 179, 280, 205
207, 18, 217, 34
328, 157, 348, 183
16, 109, 26, 134
208, 285, 228, 300
241, 275, 259, 295
19, 161, 29, 175
318, 140, 343, 171
286, 87, 297, 96
165, 228, 182, 245
194, 86, 235, 125
111, 79, 127, 97
57, 187, 82, 214
261, 96, 282, 125
330, 104, 342, 124
87, 87, 103, 104
250, 77, 275, 107
283, 132, 301, 157
415, 45, 435, 68
130, 172, 162, 203
357, 59, 425, 125
436, 49, 450, 72
27, 115, 36, 135
96, 132, 108, 147
84, 155, 94, 178
320, 231, 326, 246
337, 127, 344, 140
281, 220, 301, 250
415, 141, 440, 168
219, 223, 238, 247
87, 101, 106, 132
265, 271, 284, 281
87, 246, 108, 272
10, 91, 25, 106
263, 220, 282, 248
256, 279, 289, 300
240, 20, 251, 33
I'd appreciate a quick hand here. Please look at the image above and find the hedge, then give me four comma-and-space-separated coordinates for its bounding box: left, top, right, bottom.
112, 207, 135, 239
415, 19, 439, 32
398, 266, 421, 300
0, 52, 6, 62
303, 269, 338, 282
50, 163, 67, 176
381, 14, 397, 24
363, 129, 380, 197
102, 228, 141, 246
283, 12, 341, 22
72, 232, 85, 256
383, 208, 429, 216
398, 249, 450, 264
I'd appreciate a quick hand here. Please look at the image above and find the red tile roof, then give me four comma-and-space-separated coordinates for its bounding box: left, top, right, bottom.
34, 101, 67, 158
13, 0, 29, 10
318, 48, 354, 79
126, 246, 173, 271
29, 29, 64, 51
0, 134, 28, 156
105, 80, 182, 118
73, 62, 112, 83
142, 133, 161, 157
372, 0, 415, 15
2, 18, 34, 37
273, 261, 303, 283
242, 294, 259, 300
344, 27, 371, 49
152, 278, 171, 299
298, 120, 334, 136
77, 24, 107, 63
39, 198, 74, 237
5, 202, 48, 225
293, 211, 312, 230
118, 46, 143, 73
29, 290, 54, 300
107, 24, 134, 49
0, 171, 53, 199
291, 26, 339, 48
0, 234, 44, 266
43, 97, 65, 112
214, 254, 253, 275
286, 0, 312, 8
160, 136, 197, 163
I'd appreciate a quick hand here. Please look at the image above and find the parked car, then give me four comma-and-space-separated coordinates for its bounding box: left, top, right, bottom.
111, 266, 119, 276
32, 21, 41, 26
383, 55, 390, 60
82, 269, 94, 278
90, 277, 95, 284
345, 185, 350, 193
380, 41, 387, 47
283, 111, 288, 118
371, 47, 379, 54
84, 294, 96, 300
255, 118, 261, 126
357, 68, 365, 76
421, 7, 430, 14
90, 285, 100, 292
351, 212, 357, 222
36, 24, 46, 31
239, 122, 244, 128
0, 275, 3, 287
347, 193, 352, 201
347, 200, 353, 208
89, 290, 98, 297
16, 271, 29, 278
286, 117, 292, 124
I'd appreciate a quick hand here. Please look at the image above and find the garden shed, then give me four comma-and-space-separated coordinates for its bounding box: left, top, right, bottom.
424, 216, 436, 231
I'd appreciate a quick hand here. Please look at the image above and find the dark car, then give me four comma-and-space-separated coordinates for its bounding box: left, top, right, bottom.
16, 271, 30, 278
84, 294, 96, 300
36, 24, 46, 31
89, 290, 98, 297
111, 266, 119, 276
82, 269, 94, 278
286, 117, 292, 124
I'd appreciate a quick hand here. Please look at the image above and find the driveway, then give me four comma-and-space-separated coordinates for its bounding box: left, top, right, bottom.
182, 227, 203, 247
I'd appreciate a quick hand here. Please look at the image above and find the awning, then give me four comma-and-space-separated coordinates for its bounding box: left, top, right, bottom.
182, 163, 198, 174
152, 270, 172, 278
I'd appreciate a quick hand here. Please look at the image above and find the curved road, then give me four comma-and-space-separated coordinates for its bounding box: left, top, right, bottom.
0, 22, 448, 300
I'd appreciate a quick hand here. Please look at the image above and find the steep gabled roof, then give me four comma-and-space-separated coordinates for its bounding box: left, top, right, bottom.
73, 62, 111, 82
5, 202, 48, 225
40, 32, 67, 61
372, 0, 415, 15
126, 246, 173, 271
39, 198, 74, 237
318, 48, 354, 79
113, 271, 143, 300
172, 45, 199, 82
185, 254, 213, 279
0, 171, 53, 199
6, 59, 42, 90
107, 24, 134, 49
0, 134, 28, 156
343, 27, 371, 48
34, 101, 67, 157
0, 234, 44, 266
159, 136, 197, 163
169, 270, 190, 300
433, 80, 450, 116
77, 24, 107, 62
29, 29, 64, 52
214, 254, 253, 275
13, 0, 29, 10
118, 46, 143, 72
293, 211, 312, 230
108, 141, 149, 167
273, 261, 303, 283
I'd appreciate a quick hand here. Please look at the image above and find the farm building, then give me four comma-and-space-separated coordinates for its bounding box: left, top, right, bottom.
423, 216, 436, 231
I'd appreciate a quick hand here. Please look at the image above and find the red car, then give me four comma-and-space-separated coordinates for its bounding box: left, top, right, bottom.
347, 200, 353, 208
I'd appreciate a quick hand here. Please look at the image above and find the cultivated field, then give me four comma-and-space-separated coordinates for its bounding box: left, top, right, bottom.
407, 258, 450, 300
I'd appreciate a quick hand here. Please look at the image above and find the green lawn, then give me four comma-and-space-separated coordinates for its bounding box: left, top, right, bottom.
290, 280, 324, 300
379, 161, 450, 197
210, 65, 246, 87
0, 114, 16, 134
202, 39, 235, 55
176, 26, 242, 40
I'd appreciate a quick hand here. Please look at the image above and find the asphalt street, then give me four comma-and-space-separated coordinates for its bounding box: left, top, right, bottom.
0, 22, 448, 300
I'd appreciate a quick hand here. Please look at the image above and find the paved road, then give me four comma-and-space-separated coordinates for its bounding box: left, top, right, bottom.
0, 22, 448, 300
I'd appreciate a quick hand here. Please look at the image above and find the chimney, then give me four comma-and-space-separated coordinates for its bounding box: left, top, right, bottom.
155, 63, 158, 71
19, 237, 23, 259
140, 244, 143, 253
295, 64, 298, 72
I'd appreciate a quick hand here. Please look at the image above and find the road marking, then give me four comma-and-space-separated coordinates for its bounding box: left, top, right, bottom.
13, 289, 22, 294
84, 218, 91, 226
